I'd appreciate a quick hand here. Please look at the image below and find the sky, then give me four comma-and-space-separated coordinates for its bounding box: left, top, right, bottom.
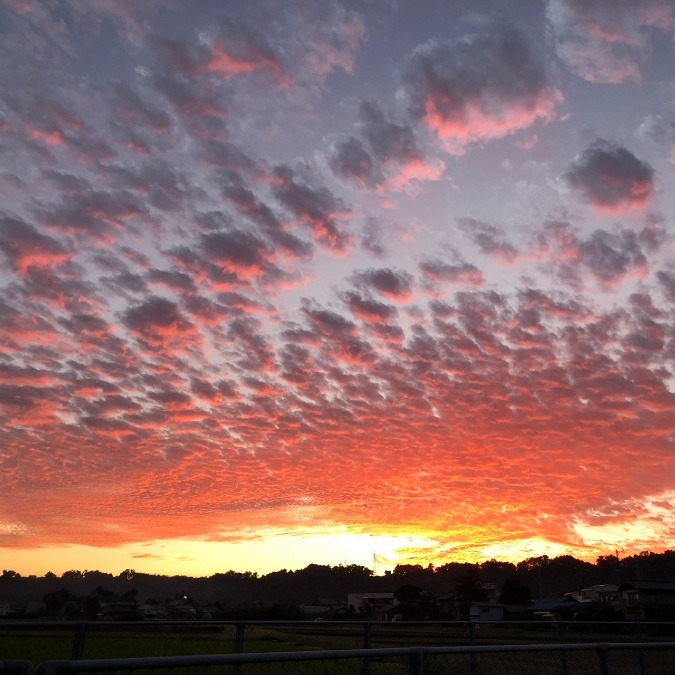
0, 0, 674, 578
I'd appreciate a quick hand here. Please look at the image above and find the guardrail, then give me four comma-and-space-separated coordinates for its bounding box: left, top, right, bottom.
1, 641, 674, 675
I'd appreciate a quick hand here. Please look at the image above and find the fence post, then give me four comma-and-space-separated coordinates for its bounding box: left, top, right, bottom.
362, 622, 371, 649
409, 647, 424, 675
70, 623, 87, 660
361, 623, 371, 675
234, 623, 245, 653
557, 620, 568, 675
233, 622, 245, 675
468, 623, 477, 675
596, 645, 610, 675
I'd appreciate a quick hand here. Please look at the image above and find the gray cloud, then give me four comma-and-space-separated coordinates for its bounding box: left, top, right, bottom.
419, 257, 485, 290
458, 217, 519, 263
0, 216, 68, 273
329, 136, 379, 187
563, 140, 654, 212
329, 100, 444, 189
656, 270, 675, 303
353, 268, 414, 301
400, 22, 561, 153
546, 0, 675, 84
122, 296, 186, 334
578, 229, 648, 287
272, 164, 351, 252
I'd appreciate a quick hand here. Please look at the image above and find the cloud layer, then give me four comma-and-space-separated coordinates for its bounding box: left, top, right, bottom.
0, 0, 673, 570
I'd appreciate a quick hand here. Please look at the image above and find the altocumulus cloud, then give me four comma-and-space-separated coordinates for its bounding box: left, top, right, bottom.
563, 140, 655, 213
400, 21, 562, 153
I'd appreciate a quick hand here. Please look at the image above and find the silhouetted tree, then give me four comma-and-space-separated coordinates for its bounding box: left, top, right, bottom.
122, 587, 138, 601
454, 567, 487, 619
498, 576, 532, 604
83, 595, 101, 619
394, 584, 421, 618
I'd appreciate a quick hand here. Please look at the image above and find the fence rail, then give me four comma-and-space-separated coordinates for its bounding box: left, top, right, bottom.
1, 641, 674, 675
2, 620, 674, 674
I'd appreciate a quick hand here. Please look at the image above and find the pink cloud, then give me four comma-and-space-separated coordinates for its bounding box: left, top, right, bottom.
402, 23, 563, 154
386, 157, 446, 191
204, 45, 292, 87
423, 93, 561, 154
28, 127, 65, 146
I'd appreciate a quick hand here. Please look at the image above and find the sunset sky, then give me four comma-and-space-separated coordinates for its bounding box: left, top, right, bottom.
1, 0, 674, 578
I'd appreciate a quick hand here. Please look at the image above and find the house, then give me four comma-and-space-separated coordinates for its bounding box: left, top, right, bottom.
618, 580, 675, 621
568, 584, 619, 604
301, 598, 340, 616
25, 601, 46, 617
140, 603, 167, 620
469, 602, 504, 624
436, 592, 462, 620
99, 600, 142, 621
347, 593, 395, 615
481, 583, 498, 602
527, 596, 582, 621
370, 602, 400, 621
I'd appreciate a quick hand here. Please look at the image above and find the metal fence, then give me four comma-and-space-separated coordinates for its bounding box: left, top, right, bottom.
1, 641, 674, 675
1, 620, 673, 662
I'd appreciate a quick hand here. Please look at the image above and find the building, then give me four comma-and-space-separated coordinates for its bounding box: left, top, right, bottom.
527, 596, 582, 621
568, 584, 619, 604
347, 593, 395, 614
300, 598, 341, 616
469, 602, 504, 624
618, 580, 675, 621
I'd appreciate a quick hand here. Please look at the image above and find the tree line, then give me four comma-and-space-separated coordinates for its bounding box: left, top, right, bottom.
1, 550, 673, 618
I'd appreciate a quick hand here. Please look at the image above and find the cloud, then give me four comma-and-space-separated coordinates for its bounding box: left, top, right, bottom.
353, 268, 414, 301
360, 219, 386, 258
419, 257, 485, 291
329, 136, 380, 187
0, 217, 70, 274
400, 22, 562, 153
577, 229, 649, 288
546, 0, 675, 83
563, 140, 654, 213
637, 112, 675, 146
121, 295, 198, 352
656, 270, 675, 303
329, 100, 445, 190
459, 217, 520, 264
272, 164, 351, 252
152, 72, 231, 126
151, 19, 289, 87
111, 83, 172, 134
342, 291, 397, 324
532, 218, 655, 289
203, 16, 291, 86
276, 0, 365, 89
202, 230, 271, 281
38, 189, 144, 240
1, 0, 673, 566
637, 111, 675, 161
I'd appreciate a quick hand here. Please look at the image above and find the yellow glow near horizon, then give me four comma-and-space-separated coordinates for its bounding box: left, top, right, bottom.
0, 530, 439, 578
2, 511, 669, 579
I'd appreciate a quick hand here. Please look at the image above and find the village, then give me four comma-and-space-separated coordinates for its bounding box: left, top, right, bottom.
2, 576, 674, 624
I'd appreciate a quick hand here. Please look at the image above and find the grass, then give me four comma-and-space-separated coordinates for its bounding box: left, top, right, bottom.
1, 623, 673, 674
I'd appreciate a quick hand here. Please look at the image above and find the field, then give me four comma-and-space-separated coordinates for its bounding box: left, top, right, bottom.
1, 622, 674, 674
